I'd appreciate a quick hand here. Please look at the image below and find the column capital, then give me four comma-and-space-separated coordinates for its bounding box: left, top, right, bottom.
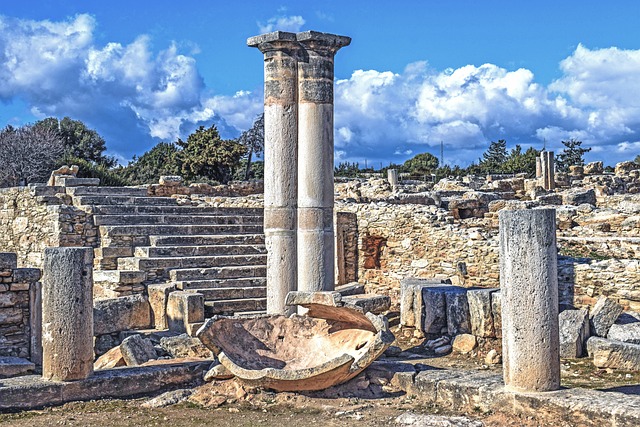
296, 31, 351, 55
247, 31, 299, 53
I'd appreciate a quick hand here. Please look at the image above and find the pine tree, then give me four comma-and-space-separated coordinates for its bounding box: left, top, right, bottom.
556, 139, 591, 172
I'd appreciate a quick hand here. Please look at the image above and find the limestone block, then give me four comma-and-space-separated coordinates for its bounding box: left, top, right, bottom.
0, 357, 35, 377
167, 291, 204, 334
584, 161, 603, 175
342, 294, 391, 314
421, 286, 447, 334
452, 334, 477, 354
562, 188, 596, 206
11, 268, 41, 283
446, 289, 471, 336
0, 253, 17, 269
607, 322, 640, 345
400, 278, 450, 328
559, 308, 590, 358
93, 294, 152, 336
120, 334, 157, 366
93, 345, 126, 370
590, 296, 624, 337
615, 161, 639, 176
148, 283, 176, 330
467, 288, 498, 338
160, 334, 212, 359
159, 176, 183, 186
587, 337, 640, 370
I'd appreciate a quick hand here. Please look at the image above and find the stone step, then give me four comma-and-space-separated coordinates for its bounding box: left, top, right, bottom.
118, 254, 267, 272
93, 270, 147, 285
149, 234, 265, 247
204, 297, 267, 316
184, 286, 266, 300
94, 214, 263, 226
67, 186, 149, 196
169, 265, 266, 282
74, 196, 178, 206
176, 277, 267, 290
100, 224, 263, 238
88, 205, 263, 216
55, 177, 100, 187
135, 244, 266, 257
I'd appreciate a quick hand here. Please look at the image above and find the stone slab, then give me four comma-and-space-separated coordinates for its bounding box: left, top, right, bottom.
342, 294, 391, 314
559, 308, 590, 358
590, 296, 624, 337
0, 357, 35, 378
94, 295, 152, 336
587, 336, 640, 370
608, 322, 640, 345
0, 361, 209, 410
467, 288, 498, 338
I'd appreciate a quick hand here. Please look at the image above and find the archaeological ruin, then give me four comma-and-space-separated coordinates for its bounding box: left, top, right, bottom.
1, 30, 640, 425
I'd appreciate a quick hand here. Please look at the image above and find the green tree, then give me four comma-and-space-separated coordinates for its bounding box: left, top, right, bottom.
237, 114, 264, 180
402, 152, 439, 177
479, 139, 507, 174
335, 161, 361, 177
120, 142, 181, 184
35, 117, 116, 167
502, 145, 539, 176
177, 125, 246, 184
556, 139, 591, 172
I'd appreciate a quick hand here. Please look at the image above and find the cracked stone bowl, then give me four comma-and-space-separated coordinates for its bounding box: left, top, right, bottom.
196, 291, 395, 391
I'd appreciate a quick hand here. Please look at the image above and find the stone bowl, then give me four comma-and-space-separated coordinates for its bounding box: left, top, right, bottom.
197, 291, 395, 391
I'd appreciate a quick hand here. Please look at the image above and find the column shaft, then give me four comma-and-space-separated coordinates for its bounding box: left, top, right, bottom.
42, 247, 94, 381
499, 209, 560, 392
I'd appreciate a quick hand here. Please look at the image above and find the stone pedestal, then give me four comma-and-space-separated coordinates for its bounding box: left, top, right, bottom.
41, 247, 94, 381
296, 31, 350, 293
499, 209, 560, 392
248, 32, 301, 314
387, 169, 399, 188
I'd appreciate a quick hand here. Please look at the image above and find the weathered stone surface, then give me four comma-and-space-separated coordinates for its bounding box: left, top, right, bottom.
467, 288, 498, 338
167, 291, 204, 333
42, 247, 94, 381
587, 336, 640, 370
615, 161, 640, 176
160, 334, 212, 359
0, 253, 17, 269
590, 296, 624, 337
400, 278, 450, 328
342, 294, 390, 314
563, 188, 596, 206
584, 161, 604, 175
93, 294, 152, 336
148, 283, 176, 330
485, 349, 501, 365
0, 357, 35, 377
94, 345, 126, 370
608, 322, 640, 345
141, 388, 192, 408
491, 291, 502, 338
120, 335, 157, 366
559, 308, 590, 358
452, 334, 477, 354
445, 289, 471, 336
395, 412, 483, 427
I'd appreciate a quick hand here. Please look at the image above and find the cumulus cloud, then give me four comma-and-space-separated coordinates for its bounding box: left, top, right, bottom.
257, 15, 305, 33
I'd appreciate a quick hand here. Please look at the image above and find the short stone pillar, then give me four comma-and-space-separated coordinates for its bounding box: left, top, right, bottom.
296, 31, 351, 293
387, 169, 399, 188
539, 151, 555, 190
535, 157, 542, 179
41, 247, 94, 381
248, 32, 301, 314
499, 209, 560, 392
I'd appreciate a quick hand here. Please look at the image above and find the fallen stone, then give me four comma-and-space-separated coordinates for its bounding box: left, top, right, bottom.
559, 308, 590, 358
93, 345, 126, 370
452, 334, 477, 354
590, 296, 624, 337
445, 289, 471, 335
203, 360, 234, 381
587, 337, 640, 370
160, 334, 212, 359
141, 388, 192, 408
120, 334, 158, 366
608, 322, 640, 345
0, 357, 35, 378
563, 188, 596, 206
467, 288, 498, 338
485, 349, 501, 365
167, 291, 204, 334
93, 295, 152, 335
425, 336, 449, 349
365, 360, 416, 390
434, 345, 452, 355
343, 294, 391, 314
395, 411, 483, 427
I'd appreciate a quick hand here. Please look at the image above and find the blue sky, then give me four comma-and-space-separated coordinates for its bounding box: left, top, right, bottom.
1, 1, 639, 167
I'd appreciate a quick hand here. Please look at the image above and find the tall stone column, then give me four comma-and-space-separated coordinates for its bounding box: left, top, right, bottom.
248, 32, 300, 314
544, 151, 555, 190
296, 31, 350, 293
499, 209, 560, 392
42, 247, 94, 381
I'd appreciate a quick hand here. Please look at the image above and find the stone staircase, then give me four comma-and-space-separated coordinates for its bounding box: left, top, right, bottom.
70, 185, 267, 316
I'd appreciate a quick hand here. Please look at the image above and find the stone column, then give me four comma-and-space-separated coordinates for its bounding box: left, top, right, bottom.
499, 209, 560, 392
535, 157, 542, 179
387, 169, 399, 188
539, 151, 555, 190
42, 247, 94, 381
296, 31, 350, 293
248, 32, 300, 314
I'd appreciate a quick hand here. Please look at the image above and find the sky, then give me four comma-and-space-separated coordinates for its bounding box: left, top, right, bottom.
1, 1, 640, 167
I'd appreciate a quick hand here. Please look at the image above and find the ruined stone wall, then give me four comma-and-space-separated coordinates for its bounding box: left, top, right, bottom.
0, 253, 41, 360
0, 186, 96, 268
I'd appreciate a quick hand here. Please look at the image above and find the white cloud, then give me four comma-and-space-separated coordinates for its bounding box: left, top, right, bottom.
257, 15, 305, 33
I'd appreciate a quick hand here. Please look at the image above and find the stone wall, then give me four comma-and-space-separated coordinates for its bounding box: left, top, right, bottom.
0, 186, 96, 268
0, 253, 41, 361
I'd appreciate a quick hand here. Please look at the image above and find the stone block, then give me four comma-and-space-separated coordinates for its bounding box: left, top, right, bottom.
167, 291, 204, 334
11, 268, 41, 283
467, 288, 498, 338
93, 295, 152, 336
120, 334, 157, 366
452, 334, 477, 354
421, 286, 447, 334
607, 322, 640, 345
0, 357, 35, 377
590, 296, 624, 337
148, 283, 176, 330
400, 278, 450, 328
584, 161, 603, 175
94, 345, 126, 370
562, 188, 596, 206
445, 288, 471, 336
342, 294, 391, 314
0, 253, 17, 270
559, 308, 590, 358
491, 291, 502, 338
159, 334, 212, 359
587, 337, 640, 370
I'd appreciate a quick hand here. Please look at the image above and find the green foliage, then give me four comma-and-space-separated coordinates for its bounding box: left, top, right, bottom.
479, 139, 507, 174
234, 159, 264, 180
335, 161, 361, 177
238, 114, 264, 180
502, 145, 539, 177
176, 125, 246, 184
62, 156, 131, 186
401, 152, 439, 176
119, 142, 181, 185
35, 117, 116, 167
556, 139, 591, 172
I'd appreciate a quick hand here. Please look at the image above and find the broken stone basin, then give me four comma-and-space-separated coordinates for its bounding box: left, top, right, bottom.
197, 291, 395, 391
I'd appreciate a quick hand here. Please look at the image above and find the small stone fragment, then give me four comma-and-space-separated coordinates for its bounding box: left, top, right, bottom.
120, 334, 157, 366
204, 360, 234, 381
141, 389, 192, 408
434, 344, 452, 355
485, 349, 501, 365
452, 334, 477, 354
93, 345, 126, 370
